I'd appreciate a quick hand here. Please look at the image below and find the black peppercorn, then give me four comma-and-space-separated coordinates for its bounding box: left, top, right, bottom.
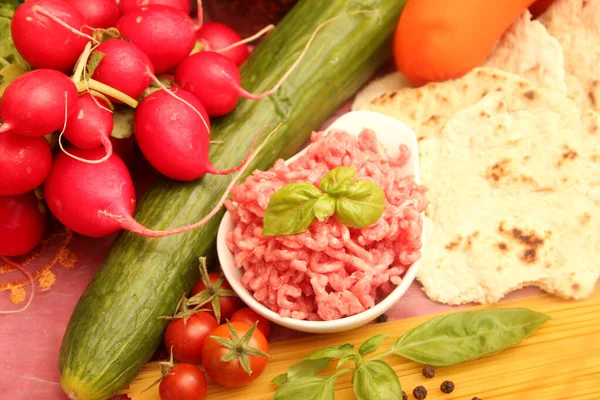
413, 385, 427, 399
440, 380, 455, 393
375, 313, 388, 323
402, 391, 408, 400
422, 365, 435, 378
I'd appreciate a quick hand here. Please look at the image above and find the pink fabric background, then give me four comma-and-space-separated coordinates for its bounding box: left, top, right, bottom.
0, 81, 547, 400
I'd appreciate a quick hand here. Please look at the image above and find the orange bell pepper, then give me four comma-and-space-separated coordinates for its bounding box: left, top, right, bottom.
394, 0, 537, 86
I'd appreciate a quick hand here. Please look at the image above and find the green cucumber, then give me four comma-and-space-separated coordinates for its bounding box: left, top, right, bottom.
59, 0, 407, 398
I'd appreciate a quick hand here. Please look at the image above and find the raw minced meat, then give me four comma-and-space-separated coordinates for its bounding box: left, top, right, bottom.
225, 129, 427, 321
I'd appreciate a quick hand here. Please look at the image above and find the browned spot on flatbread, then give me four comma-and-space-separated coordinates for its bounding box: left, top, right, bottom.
588, 91, 596, 107
389, 92, 397, 99
533, 187, 555, 193
562, 177, 569, 183
557, 145, 578, 167
523, 155, 531, 161
592, 154, 600, 162
426, 115, 439, 124
518, 81, 528, 89
496, 266, 503, 272
445, 236, 462, 251
417, 136, 425, 142
473, 231, 479, 237
485, 159, 511, 183
572, 283, 581, 291
512, 228, 545, 248
523, 90, 536, 100
521, 248, 537, 263
480, 89, 489, 99
480, 110, 491, 118
579, 213, 591, 225
498, 242, 508, 251
527, 63, 541, 73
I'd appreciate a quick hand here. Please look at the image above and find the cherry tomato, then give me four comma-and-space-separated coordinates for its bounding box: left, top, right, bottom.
191, 272, 242, 322
159, 363, 207, 400
231, 308, 271, 338
202, 321, 270, 388
163, 312, 219, 364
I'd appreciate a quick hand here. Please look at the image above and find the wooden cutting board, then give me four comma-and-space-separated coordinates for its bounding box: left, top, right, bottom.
122, 289, 600, 399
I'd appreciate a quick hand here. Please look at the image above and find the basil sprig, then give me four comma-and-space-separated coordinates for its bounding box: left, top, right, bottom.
273, 308, 550, 400
263, 167, 386, 236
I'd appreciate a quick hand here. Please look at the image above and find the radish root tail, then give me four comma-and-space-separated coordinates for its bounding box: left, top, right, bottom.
205, 124, 264, 175
147, 67, 211, 134
104, 123, 283, 238
0, 257, 35, 314
58, 91, 112, 164
32, 5, 99, 44
240, 9, 377, 100
217, 24, 275, 54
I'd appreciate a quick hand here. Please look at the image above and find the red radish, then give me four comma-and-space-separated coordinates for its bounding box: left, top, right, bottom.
0, 69, 78, 137
44, 126, 276, 238
90, 39, 154, 102
0, 193, 46, 257
177, 11, 369, 117
44, 147, 136, 238
175, 51, 264, 117
196, 22, 250, 66
63, 93, 114, 162
11, 0, 89, 72
134, 88, 217, 181
117, 5, 197, 74
66, 0, 119, 29
0, 133, 52, 196
118, 0, 191, 15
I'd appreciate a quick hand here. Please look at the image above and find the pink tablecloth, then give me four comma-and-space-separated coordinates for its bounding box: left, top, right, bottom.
0, 89, 547, 400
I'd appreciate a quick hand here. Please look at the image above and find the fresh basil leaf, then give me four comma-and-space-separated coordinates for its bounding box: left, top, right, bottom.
272, 373, 289, 387
353, 360, 402, 400
305, 343, 355, 360
336, 180, 385, 228
358, 334, 389, 356
287, 357, 332, 383
313, 194, 336, 221
336, 353, 360, 369
263, 182, 323, 236
320, 166, 356, 196
392, 308, 550, 366
274, 375, 336, 400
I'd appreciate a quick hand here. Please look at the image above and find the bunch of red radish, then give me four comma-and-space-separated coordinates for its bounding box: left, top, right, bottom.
0, 0, 282, 305
0, 0, 278, 258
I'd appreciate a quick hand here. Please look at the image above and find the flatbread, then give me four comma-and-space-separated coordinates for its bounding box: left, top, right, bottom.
351, 10, 564, 110
362, 68, 534, 147
484, 10, 566, 93
418, 88, 600, 304
539, 0, 600, 112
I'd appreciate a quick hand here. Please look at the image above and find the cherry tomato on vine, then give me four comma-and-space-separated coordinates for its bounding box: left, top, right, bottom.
202, 321, 270, 388
231, 307, 271, 338
190, 271, 242, 323
159, 363, 207, 400
164, 311, 219, 363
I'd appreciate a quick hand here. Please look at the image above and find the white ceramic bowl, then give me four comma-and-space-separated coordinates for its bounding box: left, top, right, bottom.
217, 111, 424, 333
